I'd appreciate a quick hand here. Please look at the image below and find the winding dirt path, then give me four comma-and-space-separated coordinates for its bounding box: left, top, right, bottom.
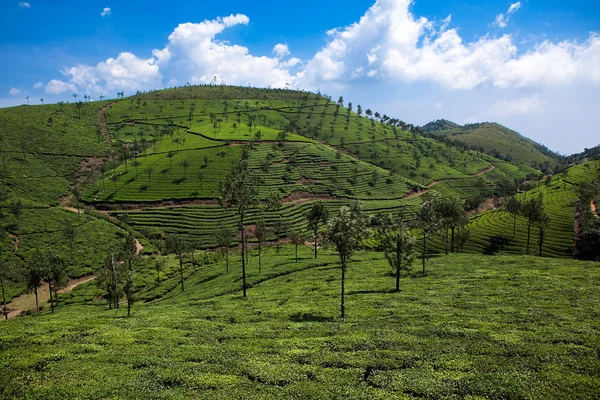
135, 239, 144, 256
98, 102, 114, 143
3, 274, 97, 320
592, 200, 599, 219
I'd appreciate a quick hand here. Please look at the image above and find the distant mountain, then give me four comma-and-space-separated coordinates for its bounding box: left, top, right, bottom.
421, 120, 559, 170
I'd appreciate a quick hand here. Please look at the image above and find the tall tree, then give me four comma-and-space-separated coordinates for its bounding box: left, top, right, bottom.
26, 250, 47, 314
254, 217, 269, 274
218, 161, 257, 297
521, 195, 544, 254
0, 256, 10, 320
306, 202, 329, 259
213, 226, 233, 273
505, 196, 522, 237
325, 202, 369, 318
62, 220, 76, 264
434, 195, 467, 254
537, 211, 550, 257
42, 251, 64, 313
414, 198, 440, 274
155, 258, 165, 286
376, 213, 416, 292
289, 229, 305, 262
165, 234, 188, 292
9, 199, 23, 233
71, 186, 82, 214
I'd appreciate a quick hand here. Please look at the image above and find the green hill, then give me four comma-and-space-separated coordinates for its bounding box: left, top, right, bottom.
0, 85, 599, 398
422, 120, 559, 170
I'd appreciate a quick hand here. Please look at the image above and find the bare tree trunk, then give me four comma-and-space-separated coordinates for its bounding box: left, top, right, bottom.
240, 215, 247, 298
526, 222, 531, 254
34, 286, 39, 315
341, 258, 346, 318
314, 229, 318, 259
396, 234, 401, 292
48, 282, 54, 313
451, 227, 455, 253
422, 234, 427, 275
179, 254, 184, 292
1, 280, 7, 320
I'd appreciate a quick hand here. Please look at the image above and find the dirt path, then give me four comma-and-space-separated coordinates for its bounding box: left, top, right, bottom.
135, 239, 144, 256
3, 275, 97, 320
98, 103, 114, 143
8, 233, 18, 252
592, 200, 599, 219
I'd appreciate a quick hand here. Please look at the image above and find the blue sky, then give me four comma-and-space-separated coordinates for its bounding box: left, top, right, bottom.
1, 0, 599, 154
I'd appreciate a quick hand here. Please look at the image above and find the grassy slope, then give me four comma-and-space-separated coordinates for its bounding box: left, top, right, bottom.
1, 251, 599, 399
423, 120, 556, 169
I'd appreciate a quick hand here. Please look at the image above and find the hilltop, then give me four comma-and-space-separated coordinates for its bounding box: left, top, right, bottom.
421, 120, 559, 170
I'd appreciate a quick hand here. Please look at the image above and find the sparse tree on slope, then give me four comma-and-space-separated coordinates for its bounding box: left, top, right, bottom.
62, 220, 76, 264
376, 213, 416, 292
505, 196, 522, 237
26, 250, 46, 315
213, 226, 233, 273
325, 202, 369, 318
414, 198, 440, 274
165, 234, 188, 292
521, 195, 544, 255
254, 217, 269, 274
307, 202, 329, 259
218, 162, 257, 297
9, 199, 23, 233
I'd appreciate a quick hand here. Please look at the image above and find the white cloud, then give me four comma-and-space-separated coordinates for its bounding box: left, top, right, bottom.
155, 14, 294, 88
494, 2, 522, 28
486, 95, 547, 117
9, 88, 21, 95
297, 0, 599, 91
18, 2, 30, 8
273, 43, 290, 58
282, 57, 301, 68
507, 2, 522, 15
45, 80, 77, 94
33, 82, 43, 89
101, 7, 111, 17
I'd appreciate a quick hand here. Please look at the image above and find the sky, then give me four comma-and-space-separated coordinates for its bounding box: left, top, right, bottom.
1, 0, 599, 155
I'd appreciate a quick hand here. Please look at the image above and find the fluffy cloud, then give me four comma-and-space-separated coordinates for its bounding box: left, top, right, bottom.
154, 14, 294, 88
101, 7, 111, 17
9, 88, 21, 95
18, 2, 30, 8
33, 82, 43, 89
273, 44, 290, 58
298, 0, 600, 91
45, 80, 77, 94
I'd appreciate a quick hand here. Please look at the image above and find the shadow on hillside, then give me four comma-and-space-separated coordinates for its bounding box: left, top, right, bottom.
485, 235, 512, 255
289, 312, 334, 322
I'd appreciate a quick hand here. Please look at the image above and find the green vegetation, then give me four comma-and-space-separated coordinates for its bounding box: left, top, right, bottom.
1, 252, 599, 398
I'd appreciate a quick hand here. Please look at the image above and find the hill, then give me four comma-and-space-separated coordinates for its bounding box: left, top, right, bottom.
421, 120, 559, 170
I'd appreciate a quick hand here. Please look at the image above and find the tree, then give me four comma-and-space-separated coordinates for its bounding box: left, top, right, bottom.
180, 160, 190, 179
325, 202, 369, 318
537, 211, 550, 257
9, 199, 23, 232
197, 172, 204, 193
254, 217, 269, 274
0, 255, 10, 320
521, 195, 544, 255
40, 98, 44, 105
434, 195, 467, 254
71, 185, 82, 214
155, 258, 165, 286
414, 198, 440, 274
505, 196, 522, 237
97, 251, 121, 309
213, 226, 233, 273
376, 213, 416, 291
306, 202, 329, 259
165, 234, 188, 292
62, 220, 76, 264
26, 250, 47, 314
42, 251, 65, 313
26, 96, 30, 105
289, 229, 305, 262
218, 161, 257, 297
